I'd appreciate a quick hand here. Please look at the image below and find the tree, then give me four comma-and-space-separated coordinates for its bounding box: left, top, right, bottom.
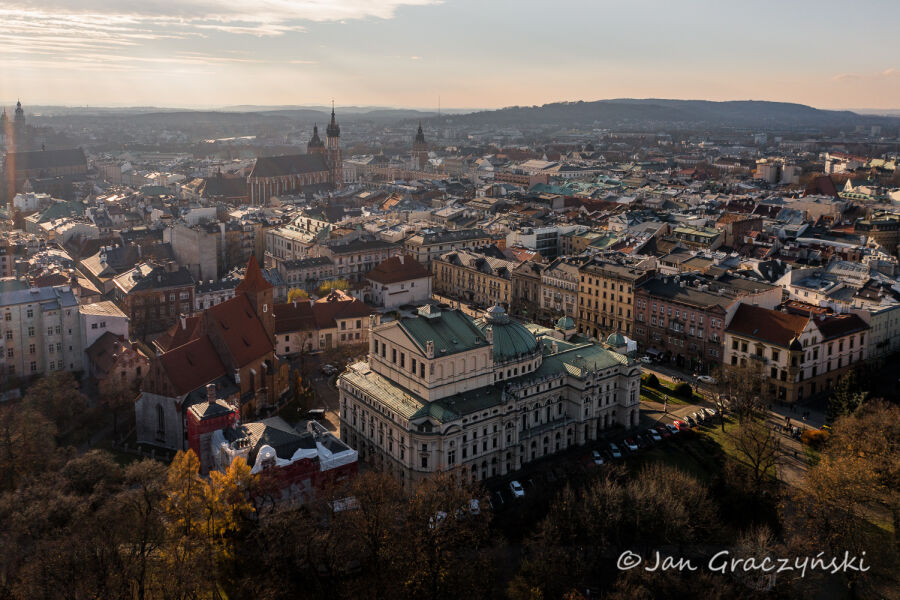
730, 419, 780, 497
22, 371, 91, 440
0, 403, 59, 492
826, 369, 867, 423
786, 400, 900, 597
711, 361, 767, 428
287, 288, 309, 303
317, 279, 350, 296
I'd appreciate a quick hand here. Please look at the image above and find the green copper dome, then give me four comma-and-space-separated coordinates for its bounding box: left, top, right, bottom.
555, 316, 575, 330
606, 331, 626, 347
475, 305, 540, 364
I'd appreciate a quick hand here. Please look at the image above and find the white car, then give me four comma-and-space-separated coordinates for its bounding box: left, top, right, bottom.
592, 450, 605, 465
468, 499, 481, 515
509, 480, 525, 499
665, 423, 680, 435
639, 356, 652, 364
624, 438, 639, 452
647, 428, 662, 442
697, 375, 716, 384
704, 407, 717, 418
608, 442, 622, 459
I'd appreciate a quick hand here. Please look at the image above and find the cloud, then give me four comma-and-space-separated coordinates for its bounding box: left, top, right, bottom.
0, 1, 440, 73
832, 68, 900, 82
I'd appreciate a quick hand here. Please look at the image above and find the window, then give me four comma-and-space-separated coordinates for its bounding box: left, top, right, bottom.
26, 309, 33, 318
4, 331, 10, 340
156, 405, 165, 438
27, 327, 34, 337
30, 361, 37, 373
771, 350, 779, 362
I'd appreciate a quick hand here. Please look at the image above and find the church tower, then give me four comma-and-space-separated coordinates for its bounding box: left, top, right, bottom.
236, 256, 275, 345
325, 102, 342, 188
307, 124, 325, 155
412, 121, 428, 170
13, 101, 25, 139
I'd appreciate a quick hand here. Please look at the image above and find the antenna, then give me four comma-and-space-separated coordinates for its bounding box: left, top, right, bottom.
438, 95, 441, 117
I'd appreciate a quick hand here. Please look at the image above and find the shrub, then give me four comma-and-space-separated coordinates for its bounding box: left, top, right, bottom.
801, 428, 830, 449
641, 373, 660, 388
673, 382, 693, 398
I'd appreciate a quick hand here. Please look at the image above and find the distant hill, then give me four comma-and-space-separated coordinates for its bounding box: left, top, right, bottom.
436, 98, 900, 131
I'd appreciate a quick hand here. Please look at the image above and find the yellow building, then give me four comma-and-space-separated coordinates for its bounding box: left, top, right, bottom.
577, 258, 653, 339
433, 249, 516, 308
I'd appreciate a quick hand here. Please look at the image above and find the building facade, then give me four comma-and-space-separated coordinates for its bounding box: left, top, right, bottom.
577, 258, 653, 340
724, 304, 869, 402
338, 305, 641, 485
0, 285, 82, 379
433, 249, 517, 309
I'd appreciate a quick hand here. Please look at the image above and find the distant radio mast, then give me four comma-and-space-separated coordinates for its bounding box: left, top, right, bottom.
438, 95, 441, 117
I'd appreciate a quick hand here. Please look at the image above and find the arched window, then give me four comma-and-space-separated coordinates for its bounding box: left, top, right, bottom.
156, 405, 165, 439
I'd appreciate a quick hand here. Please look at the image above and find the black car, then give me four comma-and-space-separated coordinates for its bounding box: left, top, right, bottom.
685, 415, 697, 427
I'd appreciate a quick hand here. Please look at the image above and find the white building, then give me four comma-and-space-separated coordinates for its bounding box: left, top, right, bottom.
365, 254, 432, 310
338, 305, 641, 486
0, 285, 83, 378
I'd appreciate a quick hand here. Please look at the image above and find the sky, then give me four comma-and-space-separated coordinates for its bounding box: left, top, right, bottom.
1, 0, 898, 110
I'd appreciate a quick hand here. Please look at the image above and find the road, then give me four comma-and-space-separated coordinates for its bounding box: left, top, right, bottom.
640, 362, 818, 486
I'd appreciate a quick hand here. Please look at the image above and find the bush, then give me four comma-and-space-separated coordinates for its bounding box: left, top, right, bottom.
801, 428, 830, 450
673, 382, 693, 398
641, 373, 660, 388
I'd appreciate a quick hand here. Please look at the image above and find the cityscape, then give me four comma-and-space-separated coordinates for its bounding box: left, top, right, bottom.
0, 1, 898, 599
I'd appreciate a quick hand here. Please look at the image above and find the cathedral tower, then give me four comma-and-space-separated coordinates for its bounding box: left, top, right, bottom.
412, 121, 428, 170
307, 124, 325, 155
325, 102, 342, 188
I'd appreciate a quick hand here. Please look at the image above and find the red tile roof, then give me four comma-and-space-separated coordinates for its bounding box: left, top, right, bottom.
274, 301, 316, 334
206, 293, 273, 368
312, 293, 374, 329
365, 254, 429, 284
236, 255, 272, 294
159, 336, 226, 396
155, 314, 203, 353
814, 313, 869, 340
726, 304, 809, 347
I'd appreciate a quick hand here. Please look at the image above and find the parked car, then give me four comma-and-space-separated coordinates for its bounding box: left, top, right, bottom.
697, 375, 717, 384
608, 442, 622, 459
509, 480, 525, 498
591, 450, 605, 466
704, 407, 717, 418
468, 499, 481, 515
673, 419, 689, 431
647, 428, 662, 442
321, 364, 337, 375
684, 415, 696, 427
639, 356, 652, 364
624, 438, 639, 452
656, 425, 672, 438
666, 423, 680, 435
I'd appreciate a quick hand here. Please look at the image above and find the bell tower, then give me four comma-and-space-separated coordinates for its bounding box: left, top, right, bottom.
325, 101, 342, 189
412, 121, 428, 170
307, 124, 325, 155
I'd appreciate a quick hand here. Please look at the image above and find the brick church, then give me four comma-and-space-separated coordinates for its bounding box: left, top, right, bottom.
247, 106, 342, 205
136, 256, 291, 451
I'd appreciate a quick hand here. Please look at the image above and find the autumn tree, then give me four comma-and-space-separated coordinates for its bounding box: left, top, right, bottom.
786, 400, 900, 597
317, 278, 350, 296
826, 368, 867, 422
287, 287, 310, 303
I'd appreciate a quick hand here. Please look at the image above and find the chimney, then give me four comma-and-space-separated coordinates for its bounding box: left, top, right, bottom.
180, 315, 186, 330
399, 254, 404, 265
206, 383, 216, 404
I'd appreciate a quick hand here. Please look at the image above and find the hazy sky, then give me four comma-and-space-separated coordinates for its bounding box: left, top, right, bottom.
1, 0, 898, 110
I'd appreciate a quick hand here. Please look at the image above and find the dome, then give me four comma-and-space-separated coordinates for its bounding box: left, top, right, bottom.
476, 305, 540, 363
606, 331, 626, 347
555, 316, 575, 330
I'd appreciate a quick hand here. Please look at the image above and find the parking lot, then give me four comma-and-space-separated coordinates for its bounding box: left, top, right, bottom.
481, 407, 720, 528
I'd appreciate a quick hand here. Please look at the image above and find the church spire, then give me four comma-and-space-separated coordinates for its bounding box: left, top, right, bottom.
326, 101, 340, 138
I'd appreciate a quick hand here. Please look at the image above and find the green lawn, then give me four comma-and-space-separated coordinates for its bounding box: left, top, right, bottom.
640, 384, 689, 405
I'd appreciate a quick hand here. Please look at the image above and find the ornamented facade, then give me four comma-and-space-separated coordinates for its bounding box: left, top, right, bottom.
338, 305, 641, 485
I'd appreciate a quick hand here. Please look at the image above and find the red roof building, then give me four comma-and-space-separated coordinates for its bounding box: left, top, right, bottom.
137, 256, 291, 450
